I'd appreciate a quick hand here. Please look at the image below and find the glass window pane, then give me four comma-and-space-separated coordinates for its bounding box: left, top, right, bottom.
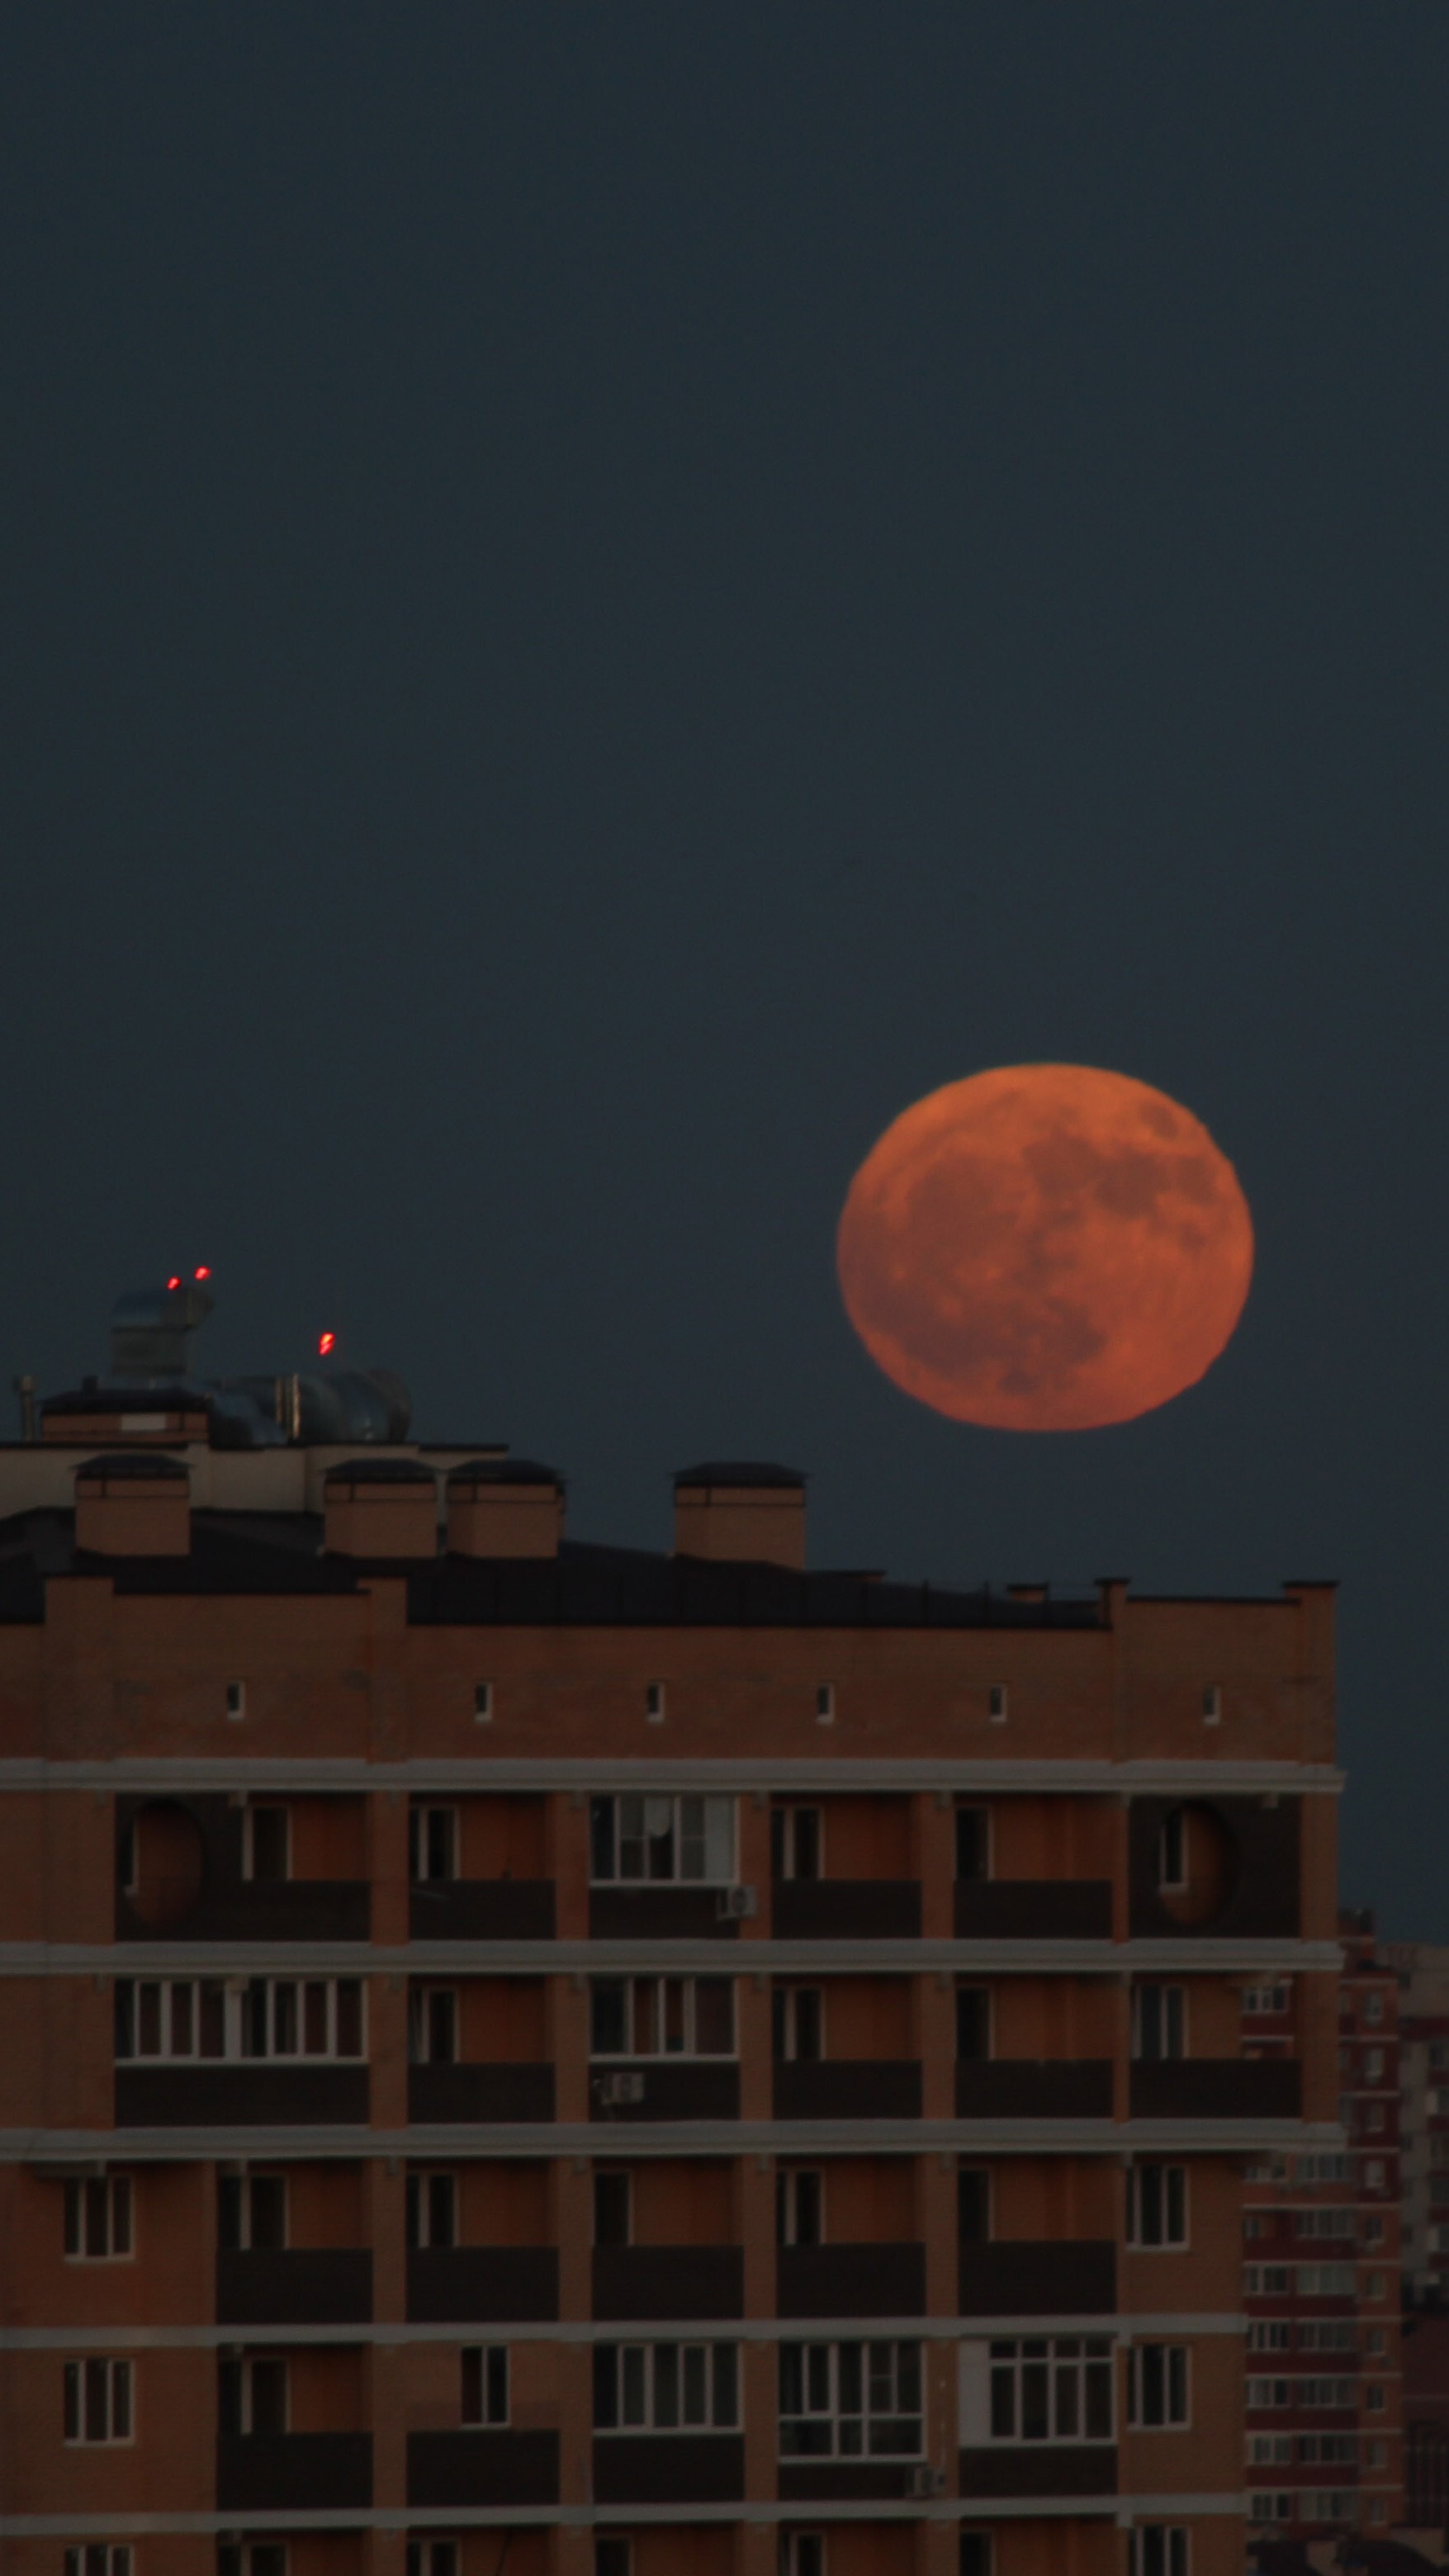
111, 2177, 132, 2256
335, 1981, 362, 2057
200, 1982, 226, 2057
1085, 2359, 1113, 2439
1020, 2360, 1049, 2441
694, 1978, 733, 2056
302, 1982, 327, 2054
273, 1983, 298, 2056
713, 2342, 738, 2427
590, 1799, 615, 1880
593, 2344, 618, 2429
682, 2344, 707, 2424
1054, 2359, 1079, 2437
990, 2363, 1016, 2438
632, 1981, 658, 2056
807, 2345, 832, 2411
621, 2346, 646, 2427
654, 2343, 680, 2427
111, 2362, 130, 2441
591, 1982, 627, 2056
664, 1980, 685, 2053
704, 1798, 735, 1881
779, 2345, 804, 2414
138, 1983, 161, 2057
645, 1797, 675, 1881
618, 1797, 645, 1880
169, 1983, 194, 2057
837, 2344, 863, 2413
84, 2359, 107, 2440
680, 1798, 706, 1880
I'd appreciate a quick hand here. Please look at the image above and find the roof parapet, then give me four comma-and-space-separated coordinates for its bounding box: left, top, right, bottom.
673, 1461, 807, 1571
74, 1452, 191, 1558
324, 1457, 438, 1560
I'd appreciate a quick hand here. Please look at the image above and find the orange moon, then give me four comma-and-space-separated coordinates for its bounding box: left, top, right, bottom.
836, 1064, 1253, 1432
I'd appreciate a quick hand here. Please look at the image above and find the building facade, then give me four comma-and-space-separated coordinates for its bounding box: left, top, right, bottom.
0, 1381, 1344, 2576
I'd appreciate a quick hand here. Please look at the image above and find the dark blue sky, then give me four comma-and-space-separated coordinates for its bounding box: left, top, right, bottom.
2, 11, 1446, 1924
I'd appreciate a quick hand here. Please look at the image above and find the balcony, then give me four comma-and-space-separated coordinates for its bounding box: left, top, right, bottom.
589, 2062, 741, 2123
771, 1882, 922, 1941
591, 2245, 743, 2321
957, 2241, 1116, 2316
954, 2061, 1113, 2120
409, 1880, 556, 1941
407, 2062, 555, 2124
589, 1887, 739, 1940
407, 2247, 560, 2323
773, 2062, 922, 2121
407, 2429, 560, 2507
115, 2066, 368, 2127
778, 2460, 927, 2503
1129, 2058, 1302, 2119
215, 2432, 372, 2511
117, 1881, 371, 1944
776, 2242, 926, 2318
954, 1882, 1112, 1939
215, 2248, 372, 2325
959, 2445, 1117, 2497
593, 2433, 746, 2505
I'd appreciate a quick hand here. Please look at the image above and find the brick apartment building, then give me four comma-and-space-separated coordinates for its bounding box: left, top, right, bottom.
0, 1286, 1346, 2576
1239, 1913, 1403, 2545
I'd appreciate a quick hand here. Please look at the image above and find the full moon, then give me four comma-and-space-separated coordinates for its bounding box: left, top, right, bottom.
836, 1064, 1253, 1432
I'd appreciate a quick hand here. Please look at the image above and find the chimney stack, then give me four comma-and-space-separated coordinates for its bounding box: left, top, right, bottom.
672, 1462, 806, 1570
324, 1458, 438, 1558
447, 1459, 564, 1559
74, 1453, 192, 1557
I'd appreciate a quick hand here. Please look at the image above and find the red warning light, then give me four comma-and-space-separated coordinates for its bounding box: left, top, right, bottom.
166, 1276, 182, 1292
318, 1331, 336, 1357
194, 1266, 211, 1282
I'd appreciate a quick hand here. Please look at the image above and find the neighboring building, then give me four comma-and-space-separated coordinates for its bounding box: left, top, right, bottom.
1385, 1944, 1449, 2299
0, 1286, 1346, 2576
1239, 1913, 1403, 2545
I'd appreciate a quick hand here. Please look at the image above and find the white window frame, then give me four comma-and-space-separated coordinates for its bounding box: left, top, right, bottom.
772, 1805, 824, 1882
409, 1986, 459, 2065
1157, 1811, 1186, 1891
64, 2175, 133, 2261
462, 2344, 509, 2425
778, 2339, 923, 2460
223, 2354, 289, 2436
777, 2168, 824, 2247
218, 2170, 287, 2252
64, 2358, 134, 2446
987, 2337, 1114, 2444
779, 2538, 827, 2576
589, 1794, 735, 1886
1126, 2164, 1188, 2249
1131, 1986, 1186, 2062
773, 1985, 824, 2063
1248, 2323, 1290, 2354
594, 2341, 740, 2432
410, 1804, 459, 1884
589, 1974, 736, 2060
1242, 1984, 1290, 2016
66, 2553, 135, 2576
116, 1977, 365, 2062
1247, 2434, 1293, 2465
1130, 2531, 1189, 2576
242, 1804, 291, 1884
1127, 2345, 1190, 2429
220, 2541, 288, 2576
406, 2545, 457, 2576
407, 2169, 458, 2250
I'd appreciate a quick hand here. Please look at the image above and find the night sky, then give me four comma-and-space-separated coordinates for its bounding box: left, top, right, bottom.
2, 13, 1446, 1925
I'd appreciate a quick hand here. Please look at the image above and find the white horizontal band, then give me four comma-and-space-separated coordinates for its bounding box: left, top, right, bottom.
0, 1757, 1342, 1795
0, 2312, 1247, 2351
0, 2493, 1251, 2536
0, 1939, 1343, 1977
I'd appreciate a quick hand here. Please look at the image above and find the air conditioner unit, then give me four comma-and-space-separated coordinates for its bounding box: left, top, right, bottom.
597, 2072, 646, 2107
907, 2465, 946, 2498
716, 1884, 758, 1920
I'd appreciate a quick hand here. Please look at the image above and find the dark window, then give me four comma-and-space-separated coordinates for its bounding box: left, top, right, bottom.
958, 2168, 990, 2244
461, 2345, 509, 2426
594, 2171, 632, 2247
955, 1988, 990, 2061
247, 1807, 290, 1883
64, 2176, 132, 2260
411, 1988, 458, 2065
777, 2170, 823, 2247
959, 2539, 992, 2576
410, 1806, 458, 1883
407, 2171, 457, 2250
772, 1807, 822, 1881
595, 2544, 632, 2576
1134, 1986, 1186, 2062
774, 1987, 822, 2062
219, 2173, 286, 2252
955, 1809, 988, 1882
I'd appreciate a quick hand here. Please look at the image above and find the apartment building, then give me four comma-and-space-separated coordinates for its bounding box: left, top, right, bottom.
1383, 1944, 1449, 2299
1240, 1912, 1403, 2545
0, 1288, 1344, 2576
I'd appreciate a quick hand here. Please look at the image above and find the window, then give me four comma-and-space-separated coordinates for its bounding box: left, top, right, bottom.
1364, 1992, 1385, 2025
954, 1807, 988, 1882
219, 2355, 286, 2436
407, 2171, 457, 2250
462, 2346, 509, 2425
987, 1684, 1007, 1723
1248, 2435, 1292, 2465
1201, 1685, 1221, 1725
1364, 2046, 1385, 2080
1157, 1812, 1186, 1891
68, 2550, 133, 2576
1366, 2382, 1385, 2412
778, 2170, 823, 2247
958, 2168, 990, 2245
1366, 2271, 1386, 2298
64, 2359, 133, 2444
1242, 2266, 1291, 2294
1133, 1986, 1186, 2062
1366, 2328, 1386, 2357
1127, 2346, 1189, 2427
220, 2550, 286, 2576
1130, 2531, 1189, 2576
1243, 1985, 1290, 2015
645, 1681, 665, 1723
1363, 2213, 1385, 2246
590, 1977, 734, 2057
225, 1680, 246, 1721
779, 2341, 922, 2457
1249, 2497, 1292, 2526
64, 2176, 132, 2261
1250, 2377, 1356, 2410
1295, 2207, 1354, 2239
473, 1681, 493, 1723
595, 2545, 631, 2576
409, 1806, 458, 1883
1297, 2264, 1356, 2295
410, 1987, 458, 2064
115, 1978, 364, 2062
589, 1795, 734, 1884
406, 2547, 457, 2576
988, 2338, 1112, 2443
816, 1683, 835, 1725
1248, 2323, 1290, 2354
1300, 2434, 1355, 2462
243, 1806, 290, 1883
1126, 2165, 1187, 2248
594, 2342, 739, 2431
955, 1987, 990, 2062
218, 2172, 286, 2252
1298, 2322, 1356, 2352
779, 2540, 826, 2576
594, 2170, 631, 2247
1365, 2159, 1386, 2188
772, 1807, 822, 1882
773, 1986, 823, 2063
959, 2539, 992, 2576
